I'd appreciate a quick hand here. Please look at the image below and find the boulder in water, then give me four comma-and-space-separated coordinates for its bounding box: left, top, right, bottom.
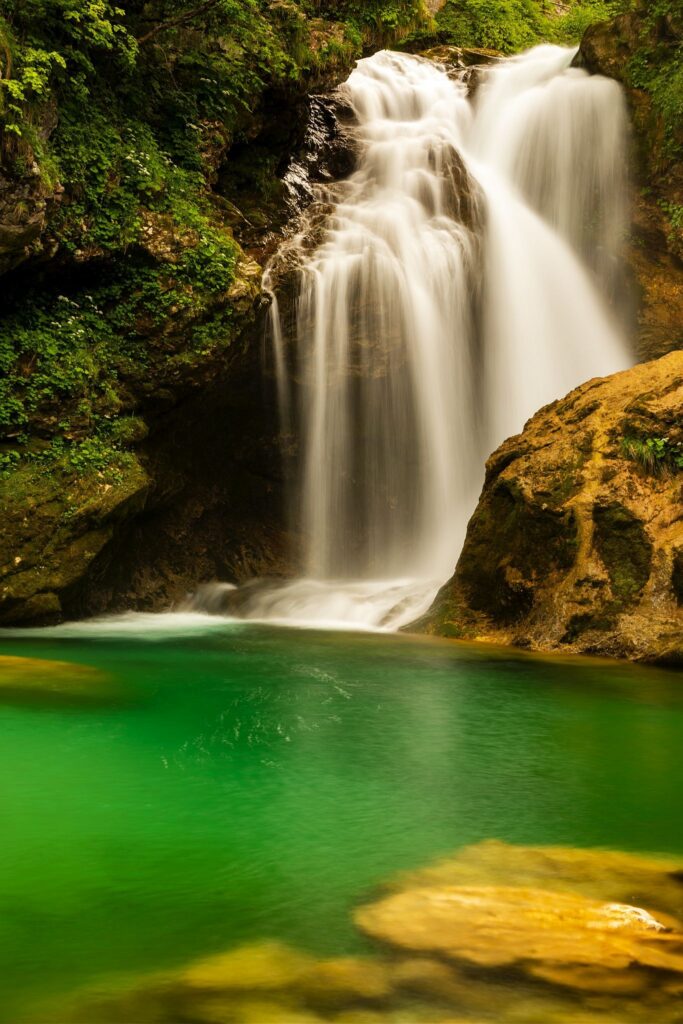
417, 352, 683, 664
0, 655, 119, 705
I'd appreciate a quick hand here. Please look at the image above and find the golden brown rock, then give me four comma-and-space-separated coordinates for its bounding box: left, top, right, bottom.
180, 941, 316, 992
355, 885, 683, 975
389, 957, 466, 1003
418, 352, 683, 664
297, 957, 392, 1008
391, 840, 683, 922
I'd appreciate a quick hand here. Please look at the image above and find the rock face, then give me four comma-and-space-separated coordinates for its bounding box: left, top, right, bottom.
577, 5, 683, 361
419, 352, 683, 664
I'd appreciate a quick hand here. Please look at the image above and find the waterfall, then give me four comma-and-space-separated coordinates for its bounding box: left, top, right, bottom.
214, 46, 632, 631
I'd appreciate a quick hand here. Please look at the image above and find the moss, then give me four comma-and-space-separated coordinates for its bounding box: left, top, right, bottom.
672, 549, 683, 606
592, 502, 653, 607
457, 480, 579, 623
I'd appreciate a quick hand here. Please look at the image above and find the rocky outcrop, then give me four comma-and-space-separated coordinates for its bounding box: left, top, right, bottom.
577, 5, 683, 361
418, 352, 683, 664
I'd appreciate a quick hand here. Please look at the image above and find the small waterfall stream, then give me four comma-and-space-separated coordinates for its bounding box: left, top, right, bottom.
220, 46, 632, 630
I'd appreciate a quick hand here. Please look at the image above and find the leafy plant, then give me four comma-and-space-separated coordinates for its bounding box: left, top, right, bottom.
621, 435, 683, 476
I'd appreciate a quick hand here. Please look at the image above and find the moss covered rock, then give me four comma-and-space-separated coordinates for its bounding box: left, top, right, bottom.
577, 3, 683, 361
0, 454, 150, 624
418, 351, 683, 664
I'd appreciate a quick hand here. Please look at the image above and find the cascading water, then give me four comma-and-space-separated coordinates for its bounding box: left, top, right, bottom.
209, 45, 632, 631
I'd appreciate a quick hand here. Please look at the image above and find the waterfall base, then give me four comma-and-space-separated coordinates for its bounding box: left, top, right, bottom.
188, 577, 443, 632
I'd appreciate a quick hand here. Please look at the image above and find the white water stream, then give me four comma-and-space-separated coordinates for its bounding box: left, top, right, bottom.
207, 46, 632, 631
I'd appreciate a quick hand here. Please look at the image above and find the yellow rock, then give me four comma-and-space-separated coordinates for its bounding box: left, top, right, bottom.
198, 997, 325, 1023
181, 941, 316, 992
0, 654, 117, 702
390, 839, 683, 921
297, 956, 392, 1009
355, 885, 683, 976
389, 957, 466, 1004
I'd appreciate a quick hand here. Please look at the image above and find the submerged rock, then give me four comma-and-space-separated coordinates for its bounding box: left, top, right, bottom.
418, 352, 683, 664
390, 839, 683, 921
356, 884, 683, 972
0, 655, 117, 704
65, 842, 683, 1023
180, 941, 315, 992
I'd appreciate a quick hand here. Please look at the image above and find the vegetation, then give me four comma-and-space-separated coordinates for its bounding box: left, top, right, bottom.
621, 435, 683, 476
623, 1, 683, 162
0, 0, 422, 475
399, 0, 630, 53
0, 0, 678, 483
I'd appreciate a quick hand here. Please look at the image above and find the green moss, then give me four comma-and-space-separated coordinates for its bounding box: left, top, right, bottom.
593, 502, 653, 607
458, 481, 579, 623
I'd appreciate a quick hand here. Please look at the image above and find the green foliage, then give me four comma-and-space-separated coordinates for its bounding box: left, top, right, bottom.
626, 4, 683, 161
316, 0, 426, 36
430, 0, 544, 54
621, 435, 683, 476
549, 1, 626, 44
398, 0, 635, 54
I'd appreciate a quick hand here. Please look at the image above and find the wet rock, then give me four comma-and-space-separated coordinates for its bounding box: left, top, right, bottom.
297, 957, 392, 1009
390, 840, 683, 922
577, 6, 683, 361
418, 352, 683, 664
355, 885, 683, 975
0, 458, 150, 625
189, 996, 326, 1023
389, 957, 467, 1003
180, 941, 316, 991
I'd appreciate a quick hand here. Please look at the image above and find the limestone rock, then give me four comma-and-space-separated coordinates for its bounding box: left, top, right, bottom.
180, 941, 316, 991
418, 352, 683, 664
296, 957, 392, 1008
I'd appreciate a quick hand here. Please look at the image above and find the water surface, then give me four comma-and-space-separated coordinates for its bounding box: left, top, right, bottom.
1, 623, 681, 1020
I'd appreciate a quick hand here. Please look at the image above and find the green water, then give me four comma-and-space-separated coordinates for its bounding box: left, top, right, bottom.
1, 621, 682, 1021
